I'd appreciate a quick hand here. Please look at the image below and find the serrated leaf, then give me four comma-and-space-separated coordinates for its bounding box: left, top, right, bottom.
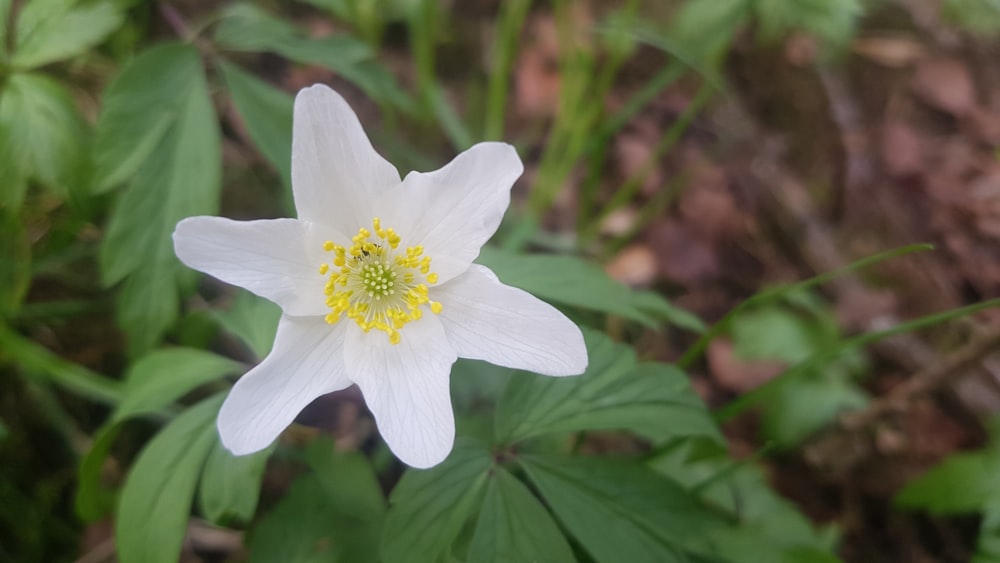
214, 3, 411, 110
11, 0, 122, 69
77, 348, 239, 521
213, 289, 281, 360
116, 394, 223, 563
98, 43, 221, 354
0, 72, 90, 207
522, 454, 725, 563
495, 328, 720, 445
467, 467, 574, 563
896, 448, 1000, 514
197, 441, 270, 526
381, 440, 492, 563
217, 61, 293, 188
249, 439, 383, 563
478, 246, 704, 331
94, 43, 206, 192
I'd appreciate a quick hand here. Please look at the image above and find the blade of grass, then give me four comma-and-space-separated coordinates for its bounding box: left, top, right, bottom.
714, 297, 1000, 423
582, 83, 713, 242
407, 0, 471, 151
678, 244, 936, 369
484, 0, 532, 140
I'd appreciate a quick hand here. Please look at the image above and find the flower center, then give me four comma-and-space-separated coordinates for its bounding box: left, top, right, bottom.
319, 217, 441, 344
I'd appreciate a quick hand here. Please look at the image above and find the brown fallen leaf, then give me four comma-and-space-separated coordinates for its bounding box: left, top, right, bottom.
605, 244, 658, 287
911, 57, 977, 117
852, 36, 926, 68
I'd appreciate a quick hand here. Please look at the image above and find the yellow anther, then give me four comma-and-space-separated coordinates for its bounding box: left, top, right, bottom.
430, 301, 443, 314
317, 218, 441, 345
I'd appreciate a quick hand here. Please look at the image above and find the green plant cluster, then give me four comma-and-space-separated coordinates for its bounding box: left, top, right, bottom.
1, 1, 998, 562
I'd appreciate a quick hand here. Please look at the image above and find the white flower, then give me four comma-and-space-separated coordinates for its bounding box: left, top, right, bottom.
172, 84, 587, 468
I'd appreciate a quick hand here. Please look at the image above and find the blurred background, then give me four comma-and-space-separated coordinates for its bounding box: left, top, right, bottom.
2, 0, 1000, 561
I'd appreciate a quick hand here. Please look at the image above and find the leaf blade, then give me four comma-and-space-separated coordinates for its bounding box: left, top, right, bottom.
115, 395, 223, 563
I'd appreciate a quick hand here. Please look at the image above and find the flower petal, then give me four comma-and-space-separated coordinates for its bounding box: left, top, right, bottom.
344, 315, 458, 468
173, 216, 334, 317
435, 265, 587, 376
379, 142, 522, 282
218, 316, 351, 454
291, 84, 400, 228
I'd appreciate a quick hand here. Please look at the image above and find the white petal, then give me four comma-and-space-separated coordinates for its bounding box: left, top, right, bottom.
378, 142, 522, 282
218, 316, 351, 454
436, 265, 587, 376
173, 216, 335, 317
291, 84, 400, 228
344, 316, 458, 468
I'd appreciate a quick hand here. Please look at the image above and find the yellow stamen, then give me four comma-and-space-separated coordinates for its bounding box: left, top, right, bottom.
316, 217, 441, 344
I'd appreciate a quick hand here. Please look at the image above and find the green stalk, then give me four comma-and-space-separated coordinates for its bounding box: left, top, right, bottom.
678, 244, 935, 369
713, 298, 1000, 423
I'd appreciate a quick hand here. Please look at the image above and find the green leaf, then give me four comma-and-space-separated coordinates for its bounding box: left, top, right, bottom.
650, 441, 841, 560
116, 394, 223, 563
0, 323, 121, 405
896, 448, 1000, 514
0, 210, 30, 315
467, 467, 575, 563
731, 306, 826, 363
661, 0, 751, 73
495, 328, 720, 445
97, 43, 221, 354
522, 454, 725, 562
213, 289, 281, 360
113, 348, 242, 423
215, 3, 371, 63
214, 3, 411, 110
249, 439, 384, 563
943, 0, 1000, 34
381, 440, 492, 563
0, 72, 90, 207
0, 0, 9, 50
75, 424, 121, 521
306, 438, 385, 524
77, 348, 239, 521
753, 0, 861, 48
197, 441, 271, 526
94, 43, 206, 192
11, 0, 122, 69
975, 505, 1000, 563
478, 247, 704, 331
759, 375, 868, 448
218, 61, 293, 189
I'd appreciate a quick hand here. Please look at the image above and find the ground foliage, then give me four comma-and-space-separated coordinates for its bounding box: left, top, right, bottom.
2, 0, 1000, 561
